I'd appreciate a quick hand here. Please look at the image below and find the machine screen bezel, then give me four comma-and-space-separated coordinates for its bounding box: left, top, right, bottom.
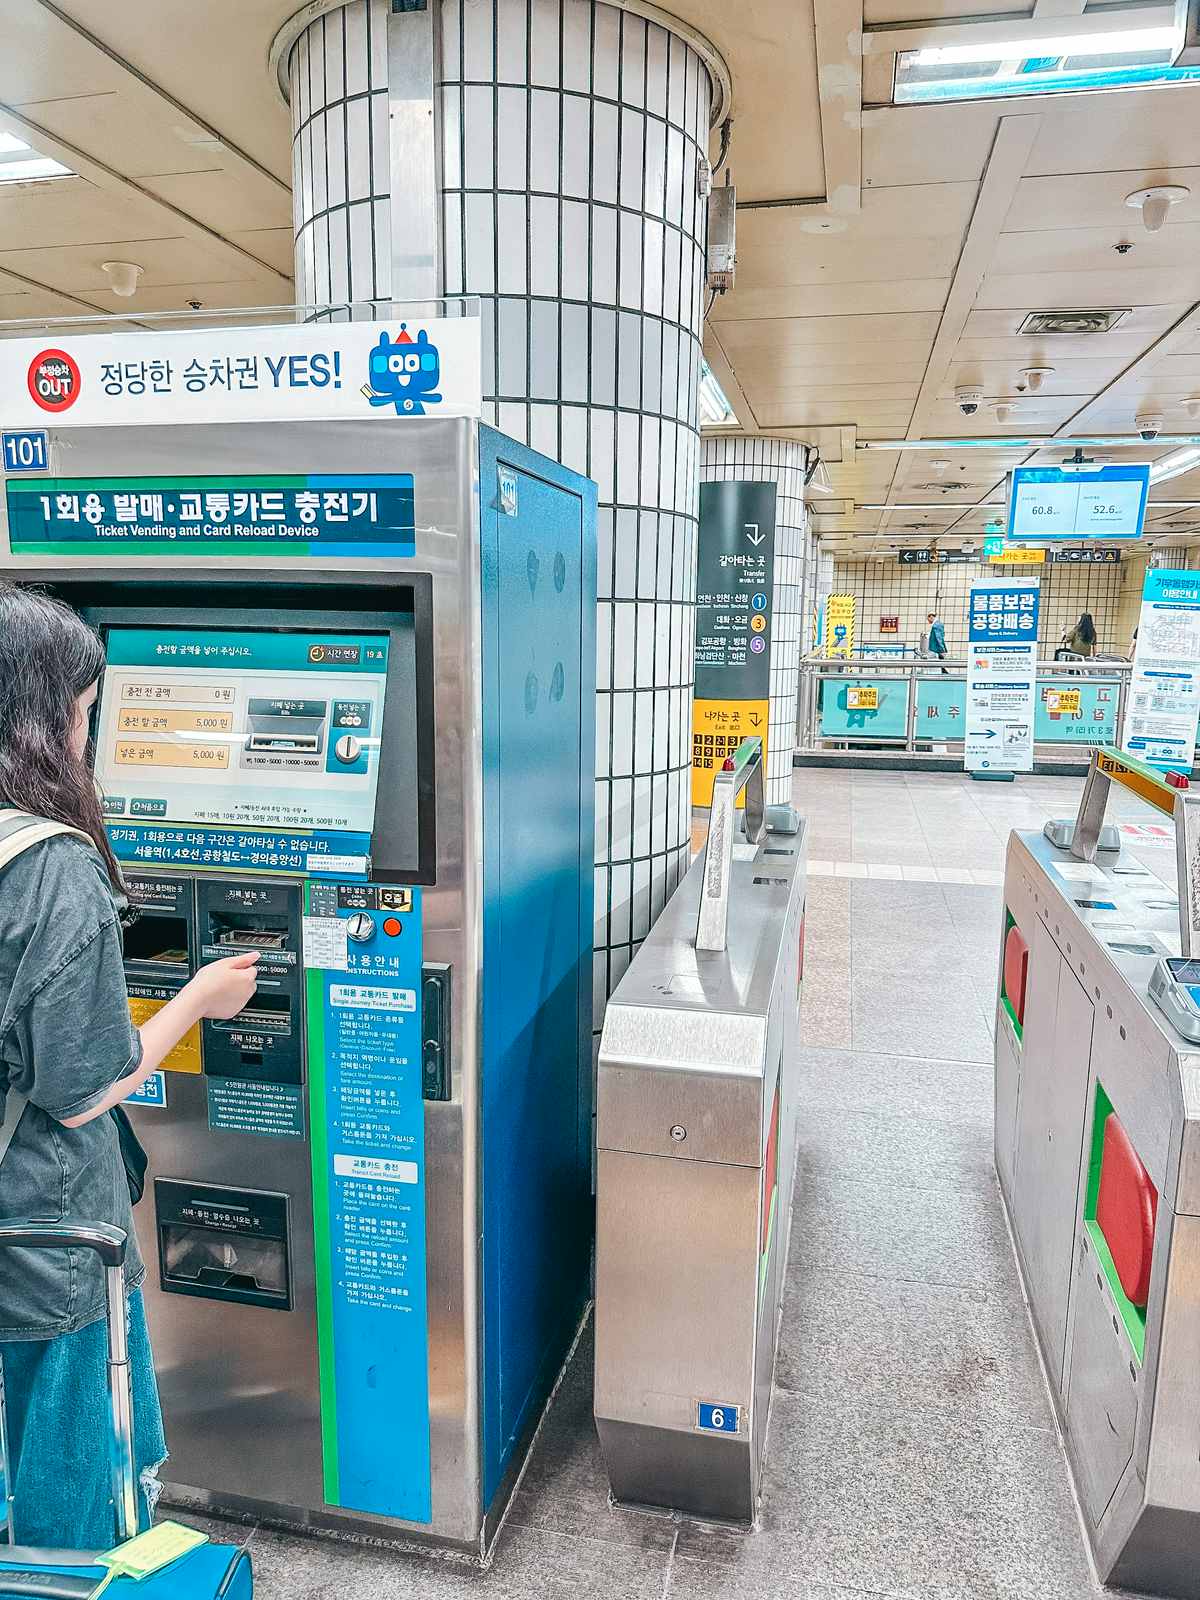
40, 576, 437, 885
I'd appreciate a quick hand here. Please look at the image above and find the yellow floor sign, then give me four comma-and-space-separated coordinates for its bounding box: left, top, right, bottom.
692, 698, 769, 807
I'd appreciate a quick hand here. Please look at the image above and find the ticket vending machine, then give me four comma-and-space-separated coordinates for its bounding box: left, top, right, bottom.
0, 417, 596, 1557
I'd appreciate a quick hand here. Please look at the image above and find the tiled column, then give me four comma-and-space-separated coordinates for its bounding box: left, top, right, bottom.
286, 0, 716, 1009
699, 437, 814, 810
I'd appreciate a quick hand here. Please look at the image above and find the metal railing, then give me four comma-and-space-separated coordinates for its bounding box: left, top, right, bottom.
795, 654, 1135, 760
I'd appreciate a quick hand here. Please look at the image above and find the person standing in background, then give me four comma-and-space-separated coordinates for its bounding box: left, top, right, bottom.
926, 612, 948, 673
1061, 611, 1097, 657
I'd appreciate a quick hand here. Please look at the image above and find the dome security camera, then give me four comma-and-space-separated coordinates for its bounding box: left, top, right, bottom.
1019, 367, 1054, 394
955, 384, 984, 418
1185, 397, 1200, 421
1135, 412, 1165, 442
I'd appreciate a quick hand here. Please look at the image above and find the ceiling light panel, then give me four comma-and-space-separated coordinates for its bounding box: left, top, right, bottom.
0, 129, 72, 186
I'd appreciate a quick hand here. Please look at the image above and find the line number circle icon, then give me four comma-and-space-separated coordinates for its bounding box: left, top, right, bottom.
751, 615, 767, 633
751, 592, 768, 611
27, 348, 81, 412
750, 636, 766, 654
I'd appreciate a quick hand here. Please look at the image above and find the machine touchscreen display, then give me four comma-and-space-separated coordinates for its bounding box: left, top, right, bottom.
94, 626, 389, 838
1167, 959, 1200, 987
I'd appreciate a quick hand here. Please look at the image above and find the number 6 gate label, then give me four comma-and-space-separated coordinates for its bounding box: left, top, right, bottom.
697, 1401, 741, 1434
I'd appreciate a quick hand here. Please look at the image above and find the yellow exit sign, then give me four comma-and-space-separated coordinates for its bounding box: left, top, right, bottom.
989, 547, 1046, 564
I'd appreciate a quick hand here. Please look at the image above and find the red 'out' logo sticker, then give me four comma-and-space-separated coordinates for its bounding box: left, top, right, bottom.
27, 348, 81, 412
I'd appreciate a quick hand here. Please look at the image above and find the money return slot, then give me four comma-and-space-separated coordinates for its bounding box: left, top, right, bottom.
996, 747, 1200, 1598
2, 414, 596, 1560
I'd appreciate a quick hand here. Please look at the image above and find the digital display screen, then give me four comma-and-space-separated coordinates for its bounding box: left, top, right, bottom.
1167, 959, 1200, 986
94, 627, 389, 837
1075, 898, 1117, 911
1007, 465, 1149, 541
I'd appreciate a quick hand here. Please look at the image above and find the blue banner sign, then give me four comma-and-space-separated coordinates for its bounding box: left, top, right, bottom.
306, 882, 431, 1521
6, 473, 416, 558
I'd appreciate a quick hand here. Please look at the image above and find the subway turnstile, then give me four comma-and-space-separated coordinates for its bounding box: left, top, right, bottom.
997, 748, 1200, 1597
0, 415, 596, 1557
594, 741, 806, 1522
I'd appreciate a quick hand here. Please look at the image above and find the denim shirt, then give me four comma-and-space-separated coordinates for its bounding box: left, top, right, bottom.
0, 835, 144, 1340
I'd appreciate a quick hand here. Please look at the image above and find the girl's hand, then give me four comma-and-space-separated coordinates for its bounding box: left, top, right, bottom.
185, 952, 261, 1020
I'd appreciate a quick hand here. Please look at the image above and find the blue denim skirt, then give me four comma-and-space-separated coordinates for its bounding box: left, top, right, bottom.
0, 1289, 166, 1550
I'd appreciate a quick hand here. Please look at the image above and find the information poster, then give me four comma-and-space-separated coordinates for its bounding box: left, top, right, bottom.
964, 579, 1040, 774
1122, 568, 1200, 772
305, 882, 430, 1521
691, 481, 775, 806
824, 593, 856, 658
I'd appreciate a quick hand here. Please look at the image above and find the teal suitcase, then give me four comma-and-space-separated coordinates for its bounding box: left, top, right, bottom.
0, 1220, 252, 1599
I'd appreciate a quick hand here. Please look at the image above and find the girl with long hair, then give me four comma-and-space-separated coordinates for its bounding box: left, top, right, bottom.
0, 585, 260, 1547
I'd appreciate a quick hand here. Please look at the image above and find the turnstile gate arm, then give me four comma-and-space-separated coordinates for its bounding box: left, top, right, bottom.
695, 737, 765, 953
1068, 746, 1200, 958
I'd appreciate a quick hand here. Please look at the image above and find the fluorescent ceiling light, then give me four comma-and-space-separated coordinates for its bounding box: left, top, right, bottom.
859, 435, 1200, 450
914, 26, 1179, 65
698, 360, 738, 428
0, 129, 72, 185
1150, 446, 1200, 483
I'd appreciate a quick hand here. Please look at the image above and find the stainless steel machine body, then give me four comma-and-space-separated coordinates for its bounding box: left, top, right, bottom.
595, 743, 806, 1523
997, 758, 1200, 1595
0, 415, 596, 1558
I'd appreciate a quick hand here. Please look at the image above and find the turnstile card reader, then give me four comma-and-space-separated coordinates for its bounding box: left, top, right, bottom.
0, 417, 597, 1558
996, 747, 1200, 1596
595, 741, 806, 1524
1148, 957, 1200, 1042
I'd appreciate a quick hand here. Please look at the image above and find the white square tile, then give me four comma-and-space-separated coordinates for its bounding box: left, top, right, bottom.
867, 863, 903, 879
834, 862, 868, 878
901, 866, 939, 882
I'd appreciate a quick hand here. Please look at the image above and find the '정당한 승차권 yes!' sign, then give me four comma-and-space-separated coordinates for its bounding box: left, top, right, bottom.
0, 318, 482, 429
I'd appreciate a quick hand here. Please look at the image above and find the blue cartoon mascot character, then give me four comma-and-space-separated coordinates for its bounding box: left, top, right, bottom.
363, 325, 442, 414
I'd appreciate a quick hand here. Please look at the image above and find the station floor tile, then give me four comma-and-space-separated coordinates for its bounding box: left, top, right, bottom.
178, 769, 1127, 1599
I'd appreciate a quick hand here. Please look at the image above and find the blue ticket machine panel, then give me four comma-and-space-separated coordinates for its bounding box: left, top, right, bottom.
7, 416, 597, 1555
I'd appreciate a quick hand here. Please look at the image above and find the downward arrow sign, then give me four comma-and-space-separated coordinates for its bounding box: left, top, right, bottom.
744, 523, 765, 547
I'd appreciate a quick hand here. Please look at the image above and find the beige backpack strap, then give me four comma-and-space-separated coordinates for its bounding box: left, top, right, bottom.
0, 810, 93, 873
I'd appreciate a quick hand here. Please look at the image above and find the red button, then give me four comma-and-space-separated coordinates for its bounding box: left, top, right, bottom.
382, 917, 402, 937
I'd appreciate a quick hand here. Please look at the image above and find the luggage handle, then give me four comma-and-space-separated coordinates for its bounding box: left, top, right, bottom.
0, 1220, 137, 1544
0, 1221, 126, 1269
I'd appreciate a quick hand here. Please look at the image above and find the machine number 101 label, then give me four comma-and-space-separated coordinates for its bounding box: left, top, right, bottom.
304, 881, 431, 1523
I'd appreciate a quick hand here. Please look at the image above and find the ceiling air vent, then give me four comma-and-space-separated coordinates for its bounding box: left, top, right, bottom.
1018, 310, 1128, 335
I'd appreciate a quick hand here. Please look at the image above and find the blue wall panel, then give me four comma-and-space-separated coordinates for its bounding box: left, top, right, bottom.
478, 428, 596, 1506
